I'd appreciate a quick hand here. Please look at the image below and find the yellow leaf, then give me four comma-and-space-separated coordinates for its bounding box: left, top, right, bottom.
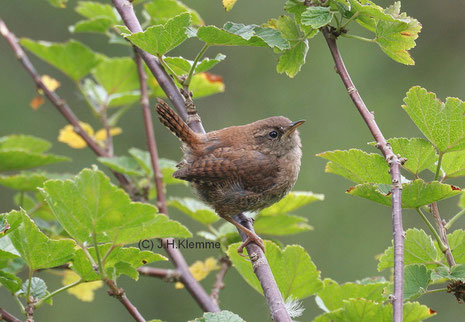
62, 270, 102, 302
223, 0, 237, 11
58, 122, 94, 149
30, 95, 45, 110
95, 127, 122, 141
41, 75, 60, 92
175, 257, 220, 289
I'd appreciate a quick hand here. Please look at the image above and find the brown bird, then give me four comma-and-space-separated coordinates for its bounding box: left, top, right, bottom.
156, 99, 304, 254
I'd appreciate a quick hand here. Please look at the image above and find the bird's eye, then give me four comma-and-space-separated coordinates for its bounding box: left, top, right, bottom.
268, 130, 278, 139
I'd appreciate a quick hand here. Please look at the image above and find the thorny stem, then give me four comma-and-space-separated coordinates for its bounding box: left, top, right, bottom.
322, 26, 404, 321
134, 51, 220, 313
105, 279, 146, 322
430, 202, 456, 266
0, 19, 132, 191
416, 208, 447, 252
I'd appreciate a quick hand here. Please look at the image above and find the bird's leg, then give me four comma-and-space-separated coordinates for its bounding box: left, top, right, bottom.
221, 215, 265, 255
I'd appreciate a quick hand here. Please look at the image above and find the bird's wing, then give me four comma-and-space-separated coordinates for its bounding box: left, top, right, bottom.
173, 148, 277, 189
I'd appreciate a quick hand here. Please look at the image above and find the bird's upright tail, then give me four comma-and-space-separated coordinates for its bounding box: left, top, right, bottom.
155, 99, 199, 146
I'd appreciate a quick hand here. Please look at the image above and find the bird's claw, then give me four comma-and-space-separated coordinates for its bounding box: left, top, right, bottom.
237, 235, 265, 257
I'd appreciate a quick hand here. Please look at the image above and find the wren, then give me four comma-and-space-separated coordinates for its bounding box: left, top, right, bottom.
156, 99, 304, 254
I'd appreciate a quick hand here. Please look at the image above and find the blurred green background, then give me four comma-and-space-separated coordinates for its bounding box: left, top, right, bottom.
1, 0, 464, 321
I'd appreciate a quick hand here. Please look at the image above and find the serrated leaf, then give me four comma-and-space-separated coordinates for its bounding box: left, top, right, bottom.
20, 39, 101, 81
198, 23, 289, 50
144, 0, 203, 26
276, 40, 309, 78
72, 244, 166, 281
193, 310, 245, 322
5, 210, 75, 270
448, 229, 465, 264
254, 214, 312, 236
20, 277, 47, 299
347, 180, 462, 208
441, 150, 465, 178
168, 198, 219, 225
260, 191, 324, 216
75, 1, 118, 21
432, 263, 465, 282
40, 168, 191, 245
403, 87, 465, 153
189, 72, 225, 98
317, 149, 391, 184
0, 135, 51, 153
375, 2, 421, 65
0, 151, 70, 172
70, 18, 115, 34
0, 235, 20, 260
92, 57, 140, 95
0, 172, 64, 191
0, 270, 22, 293
403, 264, 431, 300
378, 229, 438, 271
126, 13, 190, 56
284, 0, 315, 33
98, 156, 144, 176
301, 7, 334, 29
227, 241, 322, 299
316, 278, 387, 311
383, 138, 438, 175
195, 54, 226, 73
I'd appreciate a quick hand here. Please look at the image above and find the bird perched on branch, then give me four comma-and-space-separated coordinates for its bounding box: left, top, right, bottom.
155, 99, 304, 254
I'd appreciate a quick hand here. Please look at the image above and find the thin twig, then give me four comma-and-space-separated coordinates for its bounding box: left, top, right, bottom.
0, 19, 132, 190
137, 267, 181, 282
0, 307, 21, 322
416, 208, 447, 252
105, 279, 146, 322
321, 26, 404, 321
25, 301, 35, 322
445, 208, 465, 230
134, 51, 220, 313
210, 257, 231, 307
430, 202, 456, 266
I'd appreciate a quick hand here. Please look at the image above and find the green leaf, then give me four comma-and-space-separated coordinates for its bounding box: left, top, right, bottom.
227, 241, 322, 299
126, 13, 190, 56
40, 168, 191, 245
260, 191, 324, 216
92, 57, 140, 95
346, 0, 394, 32
301, 7, 334, 29
316, 278, 387, 312
193, 310, 245, 322
0, 172, 66, 191
20, 277, 47, 299
375, 2, 422, 65
197, 24, 289, 50
75, 1, 118, 22
347, 180, 462, 208
128, 148, 153, 174
403, 264, 431, 300
72, 244, 166, 281
48, 0, 67, 8
254, 214, 312, 236
317, 149, 391, 184
168, 198, 219, 225
0, 135, 51, 153
284, 0, 315, 33
378, 229, 438, 271
441, 150, 465, 178
0, 270, 22, 293
276, 41, 309, 78
5, 210, 75, 270
189, 72, 225, 98
70, 18, 115, 34
0, 235, 20, 260
195, 54, 226, 73
383, 138, 437, 175
432, 264, 465, 282
0, 151, 70, 172
403, 87, 465, 153
164, 54, 226, 75
448, 229, 465, 264
144, 0, 203, 26
98, 156, 144, 176
20, 39, 101, 81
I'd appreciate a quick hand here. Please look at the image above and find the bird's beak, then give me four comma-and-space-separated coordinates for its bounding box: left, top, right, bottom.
283, 120, 305, 137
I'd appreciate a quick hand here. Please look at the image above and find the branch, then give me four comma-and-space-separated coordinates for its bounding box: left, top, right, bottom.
210, 256, 231, 307
0, 19, 132, 190
321, 26, 404, 321
137, 267, 181, 282
134, 51, 220, 313
0, 307, 21, 322
430, 202, 456, 266
105, 279, 146, 322
114, 2, 291, 319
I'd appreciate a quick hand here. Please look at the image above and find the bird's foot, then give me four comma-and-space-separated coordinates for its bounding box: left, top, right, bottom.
237, 234, 265, 257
